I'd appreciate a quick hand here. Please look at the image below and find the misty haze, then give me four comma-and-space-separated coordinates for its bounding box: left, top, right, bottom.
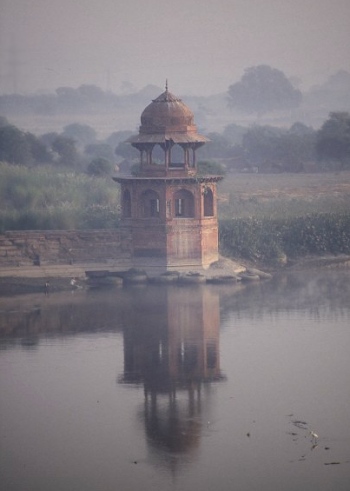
1, 1, 350, 490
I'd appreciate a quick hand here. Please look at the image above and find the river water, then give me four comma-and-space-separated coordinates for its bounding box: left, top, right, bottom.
0, 270, 349, 491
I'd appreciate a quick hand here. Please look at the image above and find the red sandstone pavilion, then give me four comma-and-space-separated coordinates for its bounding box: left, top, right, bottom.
113, 84, 223, 271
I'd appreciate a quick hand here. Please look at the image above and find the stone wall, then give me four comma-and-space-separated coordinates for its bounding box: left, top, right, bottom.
0, 229, 132, 267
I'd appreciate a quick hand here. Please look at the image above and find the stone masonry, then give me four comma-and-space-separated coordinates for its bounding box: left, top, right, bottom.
0, 229, 132, 267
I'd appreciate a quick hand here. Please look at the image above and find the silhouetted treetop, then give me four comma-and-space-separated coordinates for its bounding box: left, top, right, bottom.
316, 112, 350, 168
228, 65, 302, 116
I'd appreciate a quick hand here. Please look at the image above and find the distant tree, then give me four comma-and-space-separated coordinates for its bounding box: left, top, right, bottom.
55, 87, 84, 111
87, 157, 113, 177
0, 124, 54, 165
85, 143, 114, 161
304, 70, 350, 113
242, 124, 315, 172
62, 123, 97, 148
32, 94, 57, 116
228, 65, 302, 116
289, 122, 315, 136
0, 115, 9, 127
316, 112, 350, 168
120, 80, 136, 94
0, 125, 32, 165
242, 125, 285, 165
197, 160, 225, 176
222, 123, 246, 145
77, 84, 106, 102
197, 132, 231, 160
56, 87, 77, 99
25, 132, 52, 164
272, 133, 315, 172
105, 130, 133, 148
54, 85, 120, 113
51, 135, 80, 167
40, 132, 59, 147
115, 141, 138, 160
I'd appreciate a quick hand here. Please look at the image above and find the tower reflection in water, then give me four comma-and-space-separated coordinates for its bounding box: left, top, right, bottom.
119, 284, 225, 465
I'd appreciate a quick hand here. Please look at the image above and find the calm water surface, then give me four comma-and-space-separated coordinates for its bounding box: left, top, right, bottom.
0, 270, 350, 491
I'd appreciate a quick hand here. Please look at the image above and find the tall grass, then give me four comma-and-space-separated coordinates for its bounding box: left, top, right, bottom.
220, 194, 350, 219
2, 162, 350, 264
219, 213, 350, 265
218, 172, 350, 264
0, 162, 120, 232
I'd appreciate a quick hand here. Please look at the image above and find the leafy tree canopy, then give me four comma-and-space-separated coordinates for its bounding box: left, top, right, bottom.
222, 123, 246, 145
289, 122, 315, 136
78, 84, 106, 101
106, 130, 133, 148
51, 135, 80, 167
62, 123, 97, 147
228, 65, 302, 116
197, 160, 225, 176
316, 112, 350, 168
242, 124, 316, 171
40, 132, 59, 147
198, 132, 232, 160
0, 125, 33, 165
87, 157, 113, 177
0, 124, 53, 165
0, 115, 9, 127
115, 141, 138, 160
85, 143, 114, 162
25, 132, 52, 164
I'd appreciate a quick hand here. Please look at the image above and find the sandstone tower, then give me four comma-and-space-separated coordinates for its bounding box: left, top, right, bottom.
114, 84, 223, 271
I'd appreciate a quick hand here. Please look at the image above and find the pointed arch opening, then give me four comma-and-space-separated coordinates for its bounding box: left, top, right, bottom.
141, 189, 160, 218
122, 189, 132, 218
174, 189, 195, 218
203, 188, 214, 217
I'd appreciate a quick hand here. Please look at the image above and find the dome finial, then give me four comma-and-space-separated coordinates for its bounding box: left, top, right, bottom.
165, 79, 168, 92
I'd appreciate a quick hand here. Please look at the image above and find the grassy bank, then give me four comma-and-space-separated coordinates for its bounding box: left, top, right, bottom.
2, 163, 350, 266
218, 172, 350, 218
219, 213, 350, 265
218, 172, 350, 265
0, 162, 120, 232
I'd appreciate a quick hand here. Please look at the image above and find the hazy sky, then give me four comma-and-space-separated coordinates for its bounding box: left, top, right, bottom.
0, 0, 349, 96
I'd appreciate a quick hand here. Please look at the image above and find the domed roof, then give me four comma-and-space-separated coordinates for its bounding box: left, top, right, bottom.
140, 89, 195, 131
127, 85, 208, 145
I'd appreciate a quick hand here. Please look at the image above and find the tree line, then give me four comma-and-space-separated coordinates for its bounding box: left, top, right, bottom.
1, 111, 349, 175
0, 84, 160, 117
0, 116, 133, 176
198, 112, 350, 172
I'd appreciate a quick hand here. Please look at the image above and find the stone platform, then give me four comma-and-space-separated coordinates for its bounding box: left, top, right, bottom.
0, 255, 275, 295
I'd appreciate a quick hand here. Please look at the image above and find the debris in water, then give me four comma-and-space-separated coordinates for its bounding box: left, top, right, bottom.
292, 420, 308, 429
310, 430, 319, 443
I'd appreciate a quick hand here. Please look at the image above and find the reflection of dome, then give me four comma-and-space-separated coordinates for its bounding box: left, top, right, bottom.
144, 396, 201, 454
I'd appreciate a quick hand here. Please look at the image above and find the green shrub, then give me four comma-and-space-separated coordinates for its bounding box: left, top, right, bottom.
219, 213, 350, 264
80, 204, 120, 229
87, 158, 113, 177
0, 162, 120, 231
197, 160, 226, 176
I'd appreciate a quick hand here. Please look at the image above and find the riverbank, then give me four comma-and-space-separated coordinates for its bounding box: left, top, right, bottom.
0, 255, 257, 295
0, 254, 349, 295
